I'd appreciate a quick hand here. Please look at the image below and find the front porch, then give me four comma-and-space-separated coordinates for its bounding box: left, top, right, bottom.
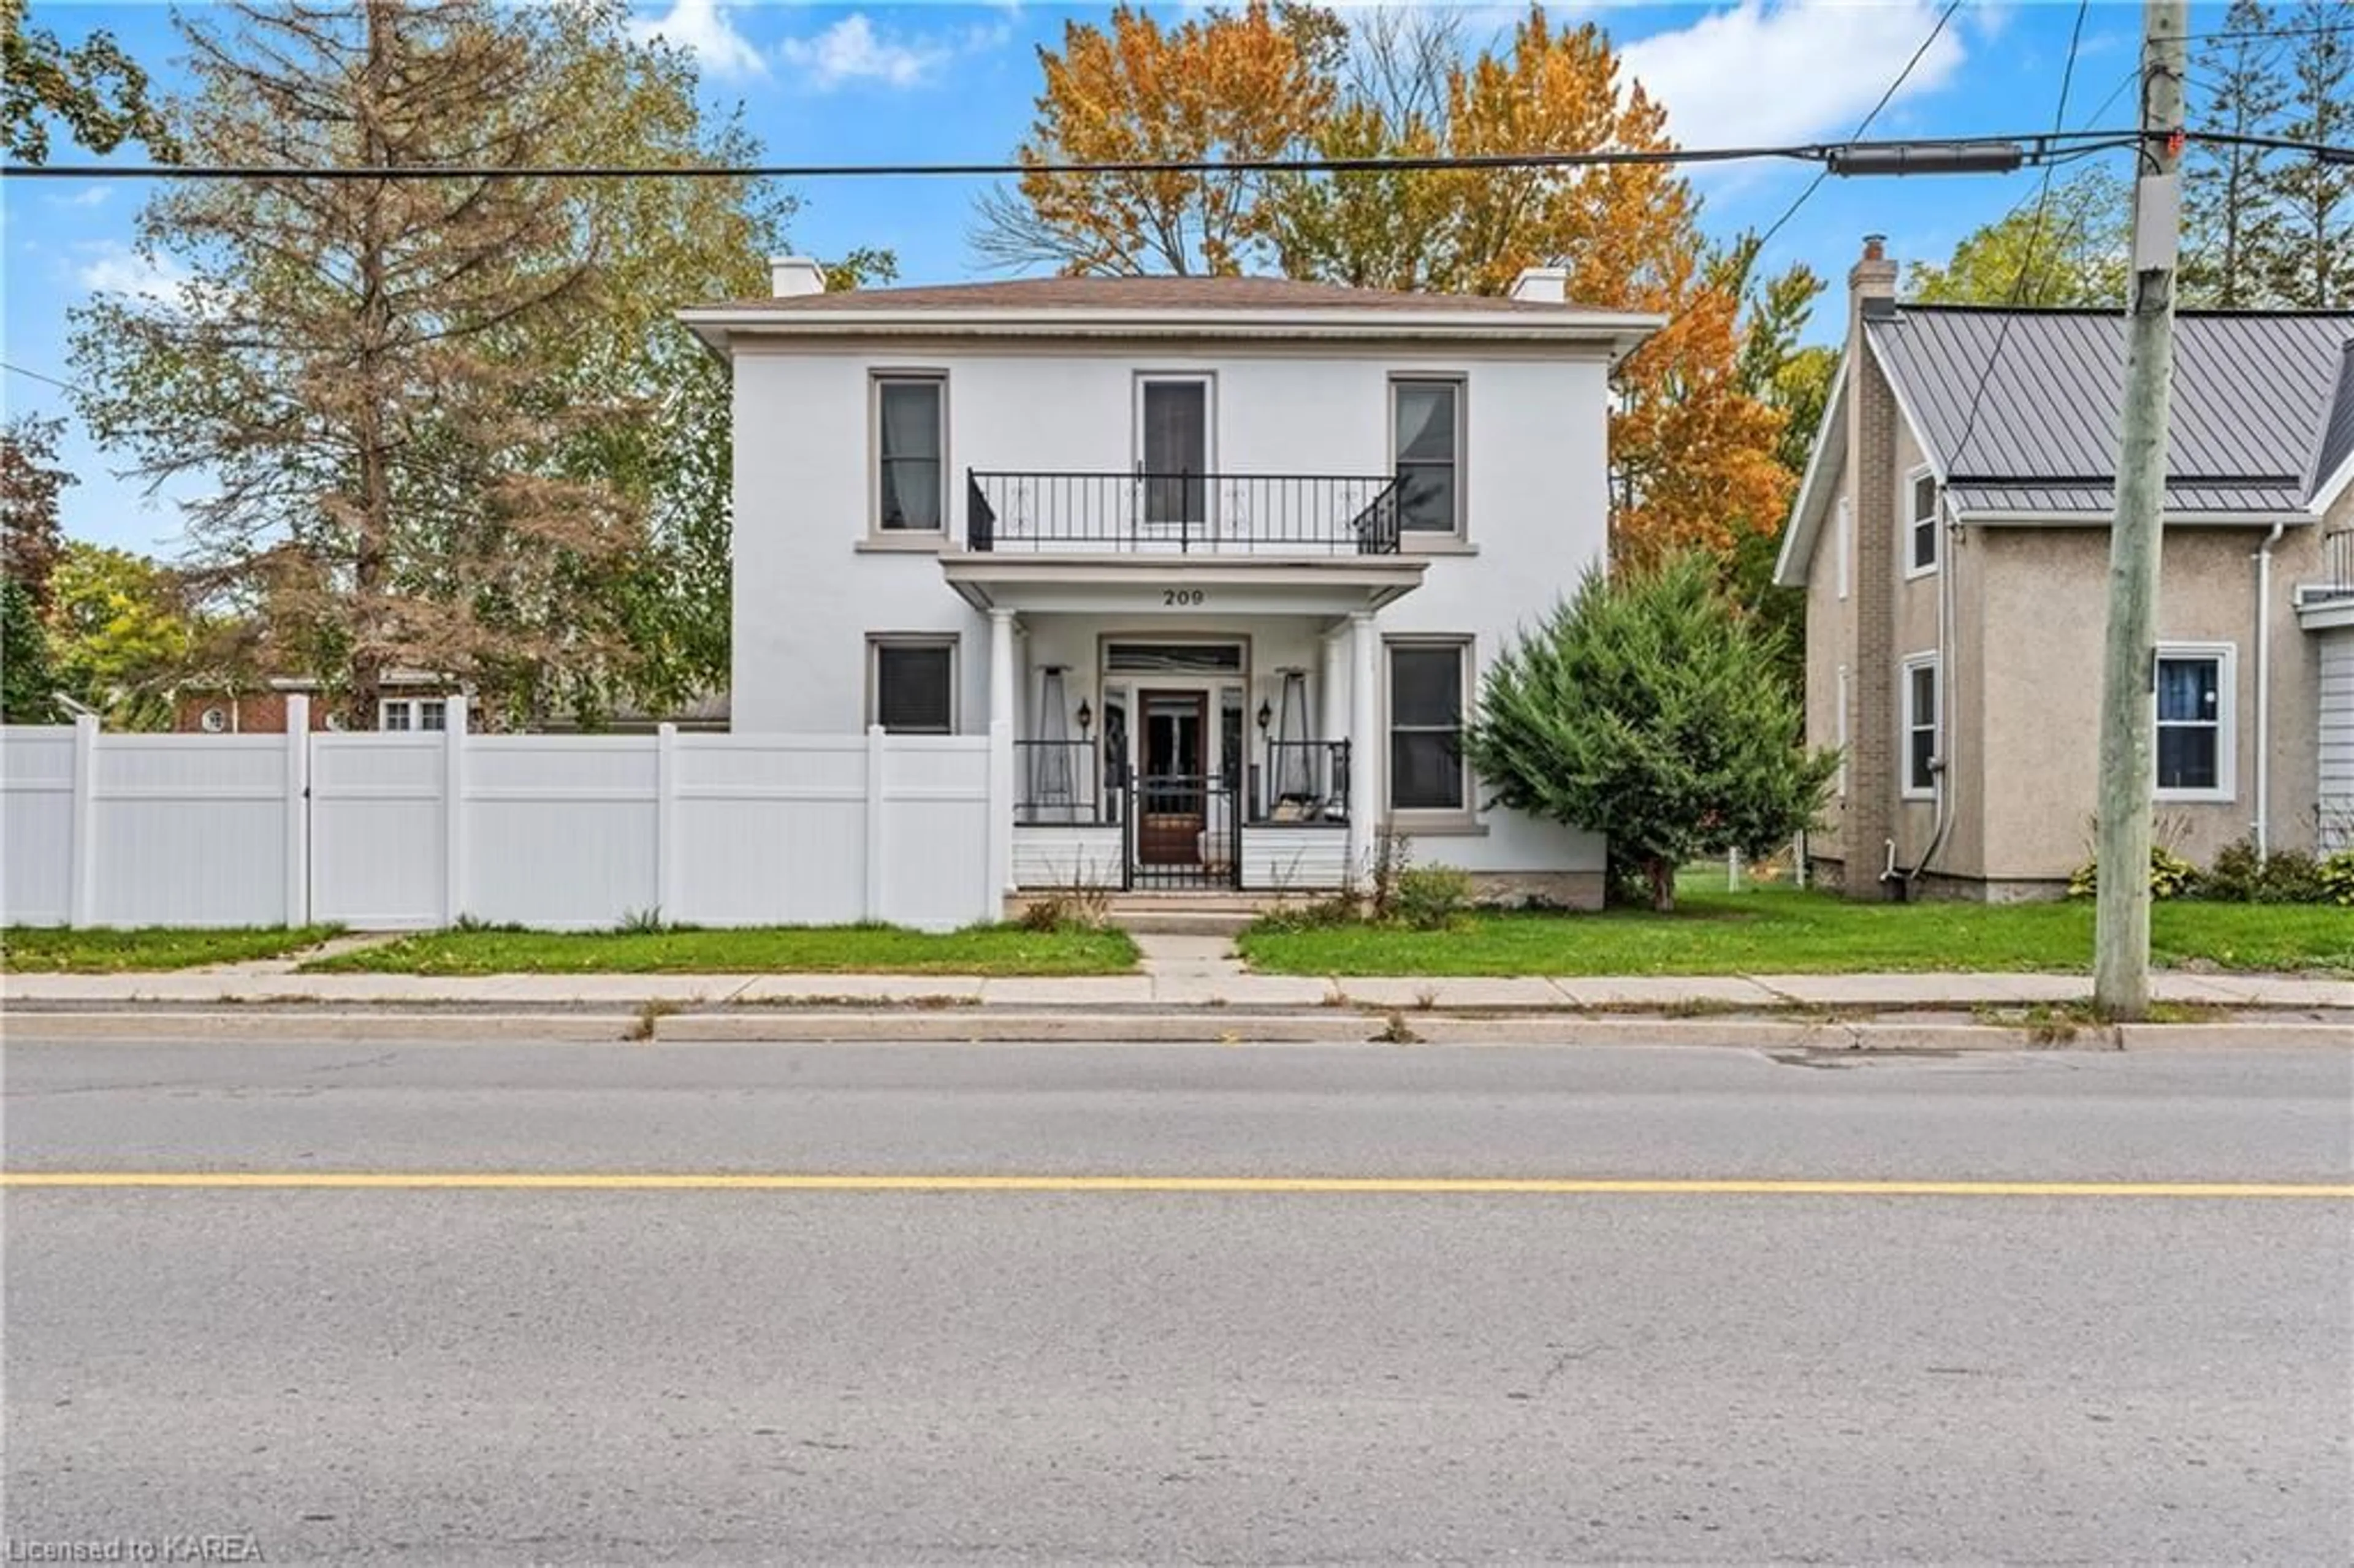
966, 565, 1420, 894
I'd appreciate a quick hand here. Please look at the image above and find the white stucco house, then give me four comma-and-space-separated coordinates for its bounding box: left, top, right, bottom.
680, 263, 1658, 905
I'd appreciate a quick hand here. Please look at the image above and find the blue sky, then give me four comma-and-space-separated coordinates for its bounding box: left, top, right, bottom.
4, 0, 2175, 555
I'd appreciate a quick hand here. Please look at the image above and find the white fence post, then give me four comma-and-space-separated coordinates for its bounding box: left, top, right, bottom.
284, 694, 311, 926
655, 721, 680, 921
864, 725, 888, 923
441, 695, 470, 926
988, 718, 1015, 905
67, 712, 98, 927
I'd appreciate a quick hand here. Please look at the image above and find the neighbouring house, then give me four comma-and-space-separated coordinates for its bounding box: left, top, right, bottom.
172, 672, 460, 734
1777, 235, 2354, 901
681, 264, 1659, 903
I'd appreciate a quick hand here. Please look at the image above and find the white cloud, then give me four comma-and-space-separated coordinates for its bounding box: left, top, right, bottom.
48, 186, 111, 209
629, 0, 768, 82
75, 241, 190, 303
1619, 0, 1968, 150
777, 13, 952, 91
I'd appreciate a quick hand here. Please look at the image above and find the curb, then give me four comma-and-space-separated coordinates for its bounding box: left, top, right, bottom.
6, 1008, 2348, 1052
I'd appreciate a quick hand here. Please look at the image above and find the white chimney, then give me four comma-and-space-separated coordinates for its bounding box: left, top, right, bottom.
769, 256, 826, 298
1508, 266, 1568, 303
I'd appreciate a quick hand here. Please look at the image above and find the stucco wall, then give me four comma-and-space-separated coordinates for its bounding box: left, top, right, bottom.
1973, 523, 2326, 878
728, 335, 1613, 880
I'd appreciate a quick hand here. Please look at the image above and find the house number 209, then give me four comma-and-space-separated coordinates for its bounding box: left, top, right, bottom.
1162, 588, 1206, 607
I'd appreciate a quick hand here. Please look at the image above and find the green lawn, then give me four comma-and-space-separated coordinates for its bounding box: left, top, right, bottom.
2, 926, 342, 973
1238, 885, 2354, 977
307, 923, 1140, 977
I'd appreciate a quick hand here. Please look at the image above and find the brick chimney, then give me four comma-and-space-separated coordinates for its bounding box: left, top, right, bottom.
1842, 234, 1901, 899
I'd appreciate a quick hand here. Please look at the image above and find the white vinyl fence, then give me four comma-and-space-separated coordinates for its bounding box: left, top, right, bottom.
2, 698, 1011, 931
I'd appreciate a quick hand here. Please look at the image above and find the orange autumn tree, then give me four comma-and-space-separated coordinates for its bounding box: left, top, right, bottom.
977, 3, 1811, 566
972, 1, 1343, 276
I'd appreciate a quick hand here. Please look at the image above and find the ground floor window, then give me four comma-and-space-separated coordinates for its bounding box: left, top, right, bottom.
2155, 645, 2233, 799
870, 637, 956, 734
1901, 655, 1937, 798
1387, 639, 1469, 815
379, 698, 447, 733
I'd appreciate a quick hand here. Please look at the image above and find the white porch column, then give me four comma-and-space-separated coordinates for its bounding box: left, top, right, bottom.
1320, 628, 1347, 743
987, 609, 1016, 734
1347, 612, 1379, 881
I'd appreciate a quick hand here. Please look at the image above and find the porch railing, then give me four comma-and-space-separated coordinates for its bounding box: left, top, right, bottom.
1255, 739, 1349, 824
967, 471, 1403, 555
2320, 527, 2354, 601
1014, 737, 1114, 825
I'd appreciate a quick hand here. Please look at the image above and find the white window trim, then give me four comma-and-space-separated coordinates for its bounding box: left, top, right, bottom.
2154, 641, 2237, 804
378, 697, 448, 733
1389, 373, 1468, 542
1383, 635, 1478, 831
1900, 652, 1938, 801
870, 371, 949, 543
1835, 495, 1852, 601
866, 634, 960, 736
1903, 465, 1940, 580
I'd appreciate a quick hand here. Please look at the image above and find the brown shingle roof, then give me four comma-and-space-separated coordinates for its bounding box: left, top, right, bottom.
695, 274, 1618, 314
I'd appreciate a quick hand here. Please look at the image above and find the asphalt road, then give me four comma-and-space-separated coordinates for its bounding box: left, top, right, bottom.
4, 1037, 2349, 1565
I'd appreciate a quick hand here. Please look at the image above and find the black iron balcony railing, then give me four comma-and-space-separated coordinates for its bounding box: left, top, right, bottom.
1254, 739, 1350, 824
967, 470, 1402, 555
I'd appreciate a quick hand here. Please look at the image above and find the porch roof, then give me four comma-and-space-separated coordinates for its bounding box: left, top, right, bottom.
939, 552, 1428, 615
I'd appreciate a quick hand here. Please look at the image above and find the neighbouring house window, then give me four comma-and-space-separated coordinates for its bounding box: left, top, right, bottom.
1901, 656, 1937, 798
1907, 470, 1939, 576
379, 698, 447, 733
1836, 497, 1852, 600
870, 638, 956, 734
1835, 664, 1850, 797
2156, 647, 2232, 799
1387, 639, 1469, 813
1392, 379, 1462, 534
875, 376, 945, 533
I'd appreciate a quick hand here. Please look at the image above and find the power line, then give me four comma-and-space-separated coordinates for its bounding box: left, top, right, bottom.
0, 129, 2155, 183
2, 360, 85, 395
1948, 0, 2093, 477
1751, 0, 1968, 257
2183, 21, 2348, 44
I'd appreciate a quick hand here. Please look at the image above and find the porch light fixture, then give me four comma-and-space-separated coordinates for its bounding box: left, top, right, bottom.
1255, 699, 1273, 733
1076, 699, 1092, 737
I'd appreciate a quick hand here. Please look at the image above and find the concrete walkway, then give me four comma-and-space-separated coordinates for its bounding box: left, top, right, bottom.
6, 957, 2352, 1012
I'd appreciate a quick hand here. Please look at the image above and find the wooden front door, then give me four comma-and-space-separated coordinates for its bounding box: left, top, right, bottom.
1137, 690, 1207, 865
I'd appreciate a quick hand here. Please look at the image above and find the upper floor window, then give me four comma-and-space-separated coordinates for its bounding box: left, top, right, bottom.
2155, 645, 2233, 801
380, 698, 446, 733
875, 375, 945, 533
1906, 469, 1939, 576
1392, 378, 1462, 535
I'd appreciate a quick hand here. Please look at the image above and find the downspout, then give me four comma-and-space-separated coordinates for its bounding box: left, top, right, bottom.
1907, 495, 1961, 888
2253, 522, 2287, 858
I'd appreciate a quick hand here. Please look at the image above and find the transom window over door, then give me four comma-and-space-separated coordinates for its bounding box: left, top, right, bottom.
1137, 376, 1210, 526
1392, 379, 1461, 535
1388, 640, 1469, 815
875, 376, 944, 533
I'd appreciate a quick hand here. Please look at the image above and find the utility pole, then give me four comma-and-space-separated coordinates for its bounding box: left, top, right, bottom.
2093, 0, 2189, 1019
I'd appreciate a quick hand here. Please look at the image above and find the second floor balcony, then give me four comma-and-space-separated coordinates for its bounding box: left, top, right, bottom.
966, 470, 1404, 556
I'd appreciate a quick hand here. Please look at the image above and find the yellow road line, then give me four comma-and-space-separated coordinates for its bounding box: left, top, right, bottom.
2, 1173, 2349, 1198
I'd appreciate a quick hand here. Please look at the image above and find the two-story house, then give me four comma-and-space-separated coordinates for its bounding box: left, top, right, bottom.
682, 264, 1658, 905
1776, 236, 2354, 900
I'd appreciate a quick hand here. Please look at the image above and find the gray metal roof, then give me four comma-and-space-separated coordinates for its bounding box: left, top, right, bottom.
1865, 305, 2354, 516
2315, 340, 2354, 496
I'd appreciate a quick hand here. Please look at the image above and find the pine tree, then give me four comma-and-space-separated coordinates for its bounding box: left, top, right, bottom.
2270, 0, 2354, 308
2183, 0, 2291, 307
71, 1, 646, 728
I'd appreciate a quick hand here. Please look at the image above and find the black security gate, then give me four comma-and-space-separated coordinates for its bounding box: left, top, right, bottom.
1124, 773, 1240, 891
